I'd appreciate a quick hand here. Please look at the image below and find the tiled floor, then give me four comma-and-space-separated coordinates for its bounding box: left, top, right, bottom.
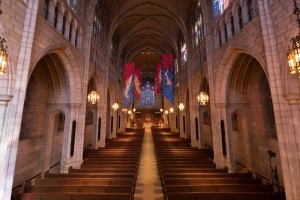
134, 123, 164, 200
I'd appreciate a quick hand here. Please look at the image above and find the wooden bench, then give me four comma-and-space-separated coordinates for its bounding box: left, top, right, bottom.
34, 178, 134, 186
164, 184, 273, 193
162, 178, 262, 186
166, 192, 276, 200
18, 193, 132, 200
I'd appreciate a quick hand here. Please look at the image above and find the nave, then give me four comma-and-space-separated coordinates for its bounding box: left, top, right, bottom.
12, 124, 280, 200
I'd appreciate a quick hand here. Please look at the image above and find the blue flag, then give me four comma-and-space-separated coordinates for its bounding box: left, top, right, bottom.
162, 67, 175, 104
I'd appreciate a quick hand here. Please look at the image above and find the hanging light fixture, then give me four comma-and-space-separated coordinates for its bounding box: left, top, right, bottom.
160, 108, 163, 112
169, 107, 174, 113
197, 91, 209, 105
112, 102, 119, 111
164, 110, 169, 115
128, 110, 132, 115
133, 107, 136, 112
288, 0, 300, 75
112, 1, 120, 111
122, 108, 128, 112
0, 37, 8, 75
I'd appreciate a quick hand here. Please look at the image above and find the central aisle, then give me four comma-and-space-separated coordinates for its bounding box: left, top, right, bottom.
134, 123, 164, 200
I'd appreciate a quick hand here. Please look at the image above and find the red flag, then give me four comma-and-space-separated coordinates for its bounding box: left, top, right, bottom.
134, 66, 142, 99
162, 54, 174, 71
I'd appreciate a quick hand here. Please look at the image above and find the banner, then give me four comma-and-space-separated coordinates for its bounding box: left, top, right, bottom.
122, 63, 135, 108
161, 54, 175, 104
154, 64, 162, 96
134, 66, 142, 99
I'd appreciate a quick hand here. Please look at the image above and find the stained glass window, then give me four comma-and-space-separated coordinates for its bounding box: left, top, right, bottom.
181, 42, 187, 63
92, 0, 103, 47
194, 1, 205, 47
214, 0, 230, 19
141, 82, 155, 106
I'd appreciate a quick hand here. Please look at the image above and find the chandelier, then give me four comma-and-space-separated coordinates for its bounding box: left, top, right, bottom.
197, 91, 209, 105
164, 110, 169, 115
160, 108, 163, 112
133, 107, 136, 112
128, 110, 132, 115
288, 0, 300, 75
122, 108, 128, 112
169, 107, 174, 113
0, 37, 8, 75
112, 102, 119, 111
178, 102, 184, 111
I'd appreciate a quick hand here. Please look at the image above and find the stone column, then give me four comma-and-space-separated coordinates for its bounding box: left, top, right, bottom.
111, 108, 117, 138
190, 105, 198, 147
60, 103, 82, 173
0, 1, 39, 199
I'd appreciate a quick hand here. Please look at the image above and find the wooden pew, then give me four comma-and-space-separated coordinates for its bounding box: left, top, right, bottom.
18, 193, 132, 200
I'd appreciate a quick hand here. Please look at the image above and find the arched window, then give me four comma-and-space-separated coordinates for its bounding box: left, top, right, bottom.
231, 111, 239, 131
69, 21, 73, 41
75, 27, 79, 47
69, 0, 78, 13
141, 82, 155, 106
238, 5, 243, 30
194, 1, 205, 47
213, 0, 230, 19
92, 0, 104, 48
230, 13, 235, 36
247, 0, 254, 21
224, 23, 228, 42
218, 28, 222, 47
181, 42, 187, 63
53, 5, 59, 28
43, 0, 50, 20
62, 14, 67, 36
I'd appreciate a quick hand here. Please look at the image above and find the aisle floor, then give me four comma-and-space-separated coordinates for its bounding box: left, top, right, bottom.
134, 123, 164, 200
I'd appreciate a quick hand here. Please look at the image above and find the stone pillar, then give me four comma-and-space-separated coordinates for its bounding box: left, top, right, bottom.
64, 18, 70, 39
111, 108, 117, 138
0, 1, 39, 199
60, 104, 82, 173
70, 22, 77, 45
119, 110, 126, 132
48, 0, 56, 25
99, 105, 107, 148
190, 105, 198, 148
197, 106, 205, 149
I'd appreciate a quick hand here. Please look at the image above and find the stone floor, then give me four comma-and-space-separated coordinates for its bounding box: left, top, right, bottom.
134, 123, 164, 200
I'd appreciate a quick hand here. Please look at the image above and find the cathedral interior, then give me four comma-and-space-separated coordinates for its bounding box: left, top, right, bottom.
0, 0, 300, 200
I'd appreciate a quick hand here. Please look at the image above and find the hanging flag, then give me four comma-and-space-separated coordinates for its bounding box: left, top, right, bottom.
123, 63, 135, 108
161, 54, 174, 70
155, 64, 162, 96
134, 66, 142, 99
161, 54, 175, 104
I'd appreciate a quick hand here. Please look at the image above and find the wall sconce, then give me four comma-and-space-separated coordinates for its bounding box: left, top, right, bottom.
287, 0, 300, 75
0, 37, 8, 75
169, 107, 174, 113
178, 102, 184, 111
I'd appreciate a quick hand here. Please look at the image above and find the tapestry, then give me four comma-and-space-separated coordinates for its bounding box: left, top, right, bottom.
161, 54, 175, 104
122, 63, 135, 108
154, 64, 162, 96
134, 66, 142, 99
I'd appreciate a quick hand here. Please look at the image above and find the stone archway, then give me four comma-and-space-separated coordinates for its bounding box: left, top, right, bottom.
228, 53, 282, 184
14, 53, 69, 185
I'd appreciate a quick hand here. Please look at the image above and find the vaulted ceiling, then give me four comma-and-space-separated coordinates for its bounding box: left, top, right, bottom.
105, 0, 193, 82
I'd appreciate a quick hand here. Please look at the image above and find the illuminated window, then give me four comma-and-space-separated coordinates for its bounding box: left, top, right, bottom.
194, 1, 205, 47
214, 0, 230, 19
181, 42, 187, 63
141, 82, 155, 106
92, 0, 104, 47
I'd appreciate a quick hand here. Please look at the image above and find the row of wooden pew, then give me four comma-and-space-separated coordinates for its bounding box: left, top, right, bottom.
13, 129, 144, 200
152, 127, 277, 200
